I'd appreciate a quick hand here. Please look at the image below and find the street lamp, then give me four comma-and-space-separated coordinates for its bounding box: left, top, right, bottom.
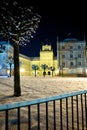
41, 64, 48, 77
7, 56, 14, 77
75, 57, 77, 75
49, 66, 55, 77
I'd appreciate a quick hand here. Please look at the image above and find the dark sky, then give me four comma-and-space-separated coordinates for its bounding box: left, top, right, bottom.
19, 0, 87, 57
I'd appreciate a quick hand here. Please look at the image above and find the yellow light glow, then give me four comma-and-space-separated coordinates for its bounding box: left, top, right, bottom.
20, 68, 25, 72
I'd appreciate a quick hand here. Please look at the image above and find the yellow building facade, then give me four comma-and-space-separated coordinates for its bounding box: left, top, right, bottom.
19, 54, 31, 76
19, 44, 58, 76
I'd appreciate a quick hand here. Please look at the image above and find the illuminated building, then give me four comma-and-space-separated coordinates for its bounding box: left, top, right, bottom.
57, 38, 87, 76
20, 44, 58, 76
0, 40, 13, 77
1, 37, 87, 77
0, 41, 58, 76
30, 44, 58, 76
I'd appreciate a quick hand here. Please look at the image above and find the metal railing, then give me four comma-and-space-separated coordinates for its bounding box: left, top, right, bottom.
0, 90, 87, 130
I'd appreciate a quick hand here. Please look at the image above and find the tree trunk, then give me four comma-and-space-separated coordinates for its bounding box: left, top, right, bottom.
14, 42, 21, 96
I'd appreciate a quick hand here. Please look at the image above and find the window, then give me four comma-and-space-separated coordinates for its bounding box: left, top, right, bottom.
62, 62, 65, 67
78, 45, 81, 49
78, 62, 81, 66
70, 46, 73, 49
70, 54, 73, 58
78, 54, 81, 58
62, 55, 65, 58
3, 55, 6, 60
62, 46, 65, 49
0, 45, 6, 51
70, 62, 74, 66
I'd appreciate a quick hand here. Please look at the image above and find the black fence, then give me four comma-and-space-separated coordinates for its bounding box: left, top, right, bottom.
0, 90, 87, 130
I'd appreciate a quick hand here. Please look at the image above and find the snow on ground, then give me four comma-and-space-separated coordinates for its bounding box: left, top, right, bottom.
0, 76, 87, 105
0, 76, 87, 130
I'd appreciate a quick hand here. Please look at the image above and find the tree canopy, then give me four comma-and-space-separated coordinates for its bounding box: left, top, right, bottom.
0, 0, 41, 96
0, 0, 41, 44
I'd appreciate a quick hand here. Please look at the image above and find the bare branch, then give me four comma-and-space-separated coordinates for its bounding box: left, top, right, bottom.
0, 0, 41, 45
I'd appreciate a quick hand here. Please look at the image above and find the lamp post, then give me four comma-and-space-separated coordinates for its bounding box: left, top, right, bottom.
8, 56, 13, 77
49, 66, 55, 77
75, 57, 77, 75
41, 64, 48, 77
60, 65, 63, 77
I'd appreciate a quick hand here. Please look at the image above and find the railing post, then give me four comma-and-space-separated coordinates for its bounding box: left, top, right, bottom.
71, 96, 74, 130
66, 97, 68, 130
53, 100, 56, 130
85, 93, 87, 130
46, 102, 48, 130
37, 104, 40, 130
60, 99, 62, 130
17, 107, 20, 130
76, 95, 79, 130
5, 110, 8, 130
28, 106, 31, 130
81, 94, 84, 129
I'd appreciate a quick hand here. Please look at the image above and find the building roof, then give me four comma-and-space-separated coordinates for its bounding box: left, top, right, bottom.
62, 38, 78, 42
30, 57, 40, 61
19, 53, 31, 60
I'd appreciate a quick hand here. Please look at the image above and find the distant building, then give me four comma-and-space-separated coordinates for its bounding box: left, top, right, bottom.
19, 54, 31, 76
30, 44, 58, 76
1, 37, 87, 77
0, 42, 58, 76
18, 44, 58, 76
0, 40, 14, 76
57, 38, 87, 76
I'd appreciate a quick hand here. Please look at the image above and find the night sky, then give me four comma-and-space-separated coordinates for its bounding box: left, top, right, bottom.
18, 1, 87, 57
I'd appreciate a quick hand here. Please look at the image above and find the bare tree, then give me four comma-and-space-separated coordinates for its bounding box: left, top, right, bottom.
0, 0, 41, 96
6, 56, 14, 77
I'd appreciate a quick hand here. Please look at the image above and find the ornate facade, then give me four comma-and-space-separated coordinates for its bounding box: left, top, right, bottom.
20, 44, 58, 76
30, 44, 58, 76
57, 38, 87, 76
0, 37, 87, 77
